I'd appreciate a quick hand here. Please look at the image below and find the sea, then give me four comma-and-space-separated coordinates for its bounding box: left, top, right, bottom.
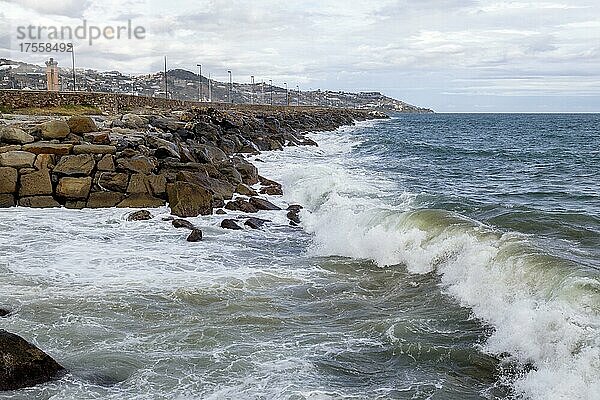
0, 114, 598, 399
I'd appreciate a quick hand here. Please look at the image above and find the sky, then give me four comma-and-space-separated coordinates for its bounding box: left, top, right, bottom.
1, 0, 599, 112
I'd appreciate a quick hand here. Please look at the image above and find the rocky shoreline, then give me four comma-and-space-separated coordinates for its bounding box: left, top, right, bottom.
0, 105, 388, 391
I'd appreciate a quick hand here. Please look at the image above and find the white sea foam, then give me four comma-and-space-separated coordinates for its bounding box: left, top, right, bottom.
259, 120, 600, 400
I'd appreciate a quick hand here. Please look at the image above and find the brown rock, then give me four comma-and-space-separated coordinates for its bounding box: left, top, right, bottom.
22, 142, 73, 155
19, 169, 52, 197
73, 145, 116, 155
87, 192, 125, 208
127, 210, 153, 221
0, 167, 17, 193
167, 182, 213, 217
96, 172, 129, 192
53, 154, 95, 176
249, 197, 281, 211
56, 177, 92, 199
259, 186, 283, 196
0, 127, 34, 144
117, 156, 156, 174
236, 183, 258, 196
116, 194, 165, 208
244, 217, 270, 229
97, 155, 115, 171
0, 330, 65, 391
215, 209, 227, 215
234, 159, 259, 185
186, 229, 203, 242
127, 174, 166, 196
172, 219, 195, 230
0, 151, 36, 168
18, 196, 60, 208
67, 116, 97, 134
40, 120, 70, 139
224, 198, 258, 213
34, 154, 55, 171
221, 219, 242, 230
0, 194, 15, 208
65, 201, 86, 209
0, 145, 22, 153
83, 132, 110, 145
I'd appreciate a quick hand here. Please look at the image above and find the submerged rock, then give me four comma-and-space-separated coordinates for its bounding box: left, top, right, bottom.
0, 330, 65, 391
127, 210, 153, 221
224, 198, 258, 213
172, 219, 196, 230
0, 309, 10, 317
186, 229, 203, 242
244, 217, 270, 229
221, 219, 243, 230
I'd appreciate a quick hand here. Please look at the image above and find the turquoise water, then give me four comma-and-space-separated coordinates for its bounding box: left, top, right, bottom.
0, 114, 598, 399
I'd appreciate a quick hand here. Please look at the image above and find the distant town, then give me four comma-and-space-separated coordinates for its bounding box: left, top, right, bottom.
0, 58, 433, 113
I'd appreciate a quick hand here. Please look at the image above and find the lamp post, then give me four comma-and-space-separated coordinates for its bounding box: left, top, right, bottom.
208, 72, 212, 102
197, 64, 202, 102
164, 56, 168, 99
250, 75, 255, 104
71, 44, 76, 92
284, 82, 288, 106
269, 79, 273, 106
296, 85, 300, 106
228, 70, 232, 103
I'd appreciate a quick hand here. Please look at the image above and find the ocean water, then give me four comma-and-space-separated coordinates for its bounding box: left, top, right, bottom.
1, 114, 599, 399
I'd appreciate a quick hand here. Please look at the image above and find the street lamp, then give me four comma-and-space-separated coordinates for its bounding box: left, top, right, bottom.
197, 64, 202, 102
284, 82, 288, 106
296, 85, 300, 106
269, 79, 273, 106
228, 70, 232, 103
70, 44, 76, 92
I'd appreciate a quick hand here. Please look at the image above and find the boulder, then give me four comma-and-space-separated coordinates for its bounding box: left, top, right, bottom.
259, 186, 283, 196
186, 229, 203, 242
167, 182, 213, 217
0, 194, 15, 208
67, 116, 98, 134
18, 196, 60, 208
96, 172, 129, 192
127, 210, 153, 221
22, 142, 73, 155
249, 197, 281, 211
53, 154, 95, 176
236, 183, 258, 197
175, 171, 235, 201
258, 175, 281, 187
221, 219, 242, 230
116, 194, 165, 208
0, 330, 65, 391
0, 309, 9, 317
217, 164, 243, 185
97, 155, 115, 171
19, 169, 52, 197
244, 217, 270, 229
73, 145, 116, 155
127, 174, 166, 197
224, 198, 258, 213
121, 113, 147, 129
146, 136, 180, 159
83, 132, 110, 145
233, 159, 259, 185
172, 219, 196, 230
0, 151, 36, 168
117, 156, 156, 174
0, 167, 17, 193
40, 120, 70, 139
87, 192, 125, 208
56, 177, 92, 199
194, 145, 228, 164
215, 209, 226, 215
287, 209, 301, 224
0, 127, 34, 144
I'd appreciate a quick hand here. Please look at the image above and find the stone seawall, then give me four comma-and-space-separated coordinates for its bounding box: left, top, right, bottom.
0, 106, 387, 215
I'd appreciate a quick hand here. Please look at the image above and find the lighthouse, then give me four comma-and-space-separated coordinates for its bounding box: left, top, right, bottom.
45, 58, 59, 92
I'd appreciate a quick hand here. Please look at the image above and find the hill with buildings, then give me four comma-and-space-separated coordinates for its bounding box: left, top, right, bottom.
0, 58, 433, 113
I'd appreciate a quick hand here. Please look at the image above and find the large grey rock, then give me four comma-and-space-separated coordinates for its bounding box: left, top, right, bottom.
0, 151, 36, 168
167, 182, 213, 217
54, 154, 95, 176
0, 330, 64, 391
40, 120, 70, 139
0, 127, 34, 144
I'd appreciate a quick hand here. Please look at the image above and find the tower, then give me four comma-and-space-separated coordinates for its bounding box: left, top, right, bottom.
45, 58, 59, 92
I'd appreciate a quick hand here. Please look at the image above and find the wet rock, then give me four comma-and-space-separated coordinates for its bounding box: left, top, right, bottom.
18, 196, 60, 208
127, 210, 153, 221
217, 164, 243, 185
287, 204, 303, 212
0, 309, 10, 317
287, 209, 301, 224
249, 197, 281, 211
0, 127, 34, 144
116, 194, 165, 208
259, 186, 283, 196
167, 182, 213, 217
0, 330, 65, 391
258, 175, 280, 187
67, 116, 97, 134
194, 145, 228, 164
244, 217, 270, 229
0, 167, 17, 193
186, 229, 203, 242
221, 219, 242, 230
87, 192, 125, 208
233, 158, 259, 185
53, 154, 95, 176
172, 219, 195, 230
236, 183, 258, 197
0, 194, 15, 208
39, 120, 70, 139
215, 209, 226, 215
224, 198, 258, 213
0, 151, 36, 168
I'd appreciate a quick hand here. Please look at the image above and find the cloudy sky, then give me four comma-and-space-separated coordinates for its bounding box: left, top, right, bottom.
1, 0, 599, 112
